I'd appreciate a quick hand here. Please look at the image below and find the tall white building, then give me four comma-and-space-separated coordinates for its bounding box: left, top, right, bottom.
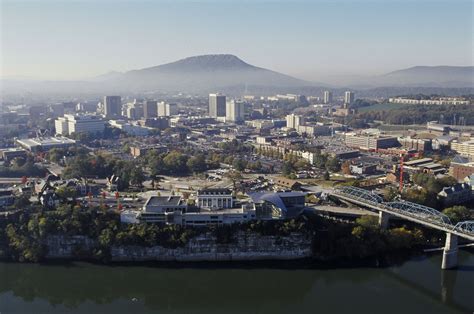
323, 91, 333, 104
344, 91, 355, 105
55, 114, 105, 136
226, 100, 245, 122
157, 102, 178, 117
286, 114, 305, 129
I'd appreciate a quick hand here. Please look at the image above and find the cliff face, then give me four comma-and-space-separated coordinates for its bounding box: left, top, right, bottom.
44, 232, 312, 262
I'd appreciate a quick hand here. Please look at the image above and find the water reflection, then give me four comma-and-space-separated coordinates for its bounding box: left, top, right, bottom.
0, 251, 472, 314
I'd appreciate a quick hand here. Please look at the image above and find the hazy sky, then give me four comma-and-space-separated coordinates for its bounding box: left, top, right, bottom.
1, 0, 473, 81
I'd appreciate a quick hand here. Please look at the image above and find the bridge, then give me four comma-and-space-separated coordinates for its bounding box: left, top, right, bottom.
331, 186, 474, 269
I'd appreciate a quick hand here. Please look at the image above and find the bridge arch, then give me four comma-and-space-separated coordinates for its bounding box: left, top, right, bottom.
384, 201, 452, 225
334, 186, 383, 204
453, 221, 474, 234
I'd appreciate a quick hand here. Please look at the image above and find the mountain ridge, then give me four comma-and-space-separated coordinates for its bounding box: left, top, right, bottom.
103, 54, 312, 91
2, 56, 473, 96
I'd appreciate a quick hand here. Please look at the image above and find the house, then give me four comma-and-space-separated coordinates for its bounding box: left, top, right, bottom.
273, 177, 302, 190
437, 183, 473, 206
463, 175, 474, 190
0, 189, 15, 208
450, 155, 474, 181
350, 163, 377, 175
39, 190, 60, 209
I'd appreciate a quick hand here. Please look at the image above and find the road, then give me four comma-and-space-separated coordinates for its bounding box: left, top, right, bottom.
307, 204, 378, 217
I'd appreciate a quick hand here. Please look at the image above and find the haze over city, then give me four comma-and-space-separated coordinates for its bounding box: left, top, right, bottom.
1, 0, 473, 83
0, 1, 474, 314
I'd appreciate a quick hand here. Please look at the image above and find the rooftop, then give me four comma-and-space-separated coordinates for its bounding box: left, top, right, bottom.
198, 188, 232, 195
145, 196, 184, 207
16, 137, 76, 147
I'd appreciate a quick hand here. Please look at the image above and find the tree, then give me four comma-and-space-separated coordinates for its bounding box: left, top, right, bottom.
129, 166, 145, 187
355, 215, 379, 230
323, 171, 330, 181
226, 170, 243, 191
187, 154, 207, 173
163, 151, 189, 175
341, 161, 351, 175
294, 159, 310, 171
383, 186, 398, 202
55, 186, 77, 201
13, 195, 31, 209
442, 206, 472, 224
232, 158, 247, 172
282, 162, 293, 177
325, 157, 341, 172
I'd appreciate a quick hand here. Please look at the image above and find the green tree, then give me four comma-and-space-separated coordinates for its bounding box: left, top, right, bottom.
442, 206, 472, 224
323, 171, 330, 181
186, 154, 207, 173
232, 158, 247, 172
163, 151, 189, 175
129, 166, 145, 187
325, 157, 341, 172
55, 186, 78, 201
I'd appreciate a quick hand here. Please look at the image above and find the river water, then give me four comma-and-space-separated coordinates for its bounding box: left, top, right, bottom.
0, 251, 473, 314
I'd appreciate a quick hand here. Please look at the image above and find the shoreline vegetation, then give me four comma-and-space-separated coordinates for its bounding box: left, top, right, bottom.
0, 204, 449, 266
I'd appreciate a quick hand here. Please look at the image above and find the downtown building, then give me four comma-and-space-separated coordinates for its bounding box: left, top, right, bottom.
209, 93, 226, 118
55, 114, 105, 136
143, 100, 158, 119
225, 100, 245, 122
286, 114, 305, 129
344, 91, 355, 105
158, 102, 178, 117
104, 96, 122, 119
323, 91, 333, 104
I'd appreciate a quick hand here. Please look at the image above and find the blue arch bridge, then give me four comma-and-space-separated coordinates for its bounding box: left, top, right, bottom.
331, 186, 474, 269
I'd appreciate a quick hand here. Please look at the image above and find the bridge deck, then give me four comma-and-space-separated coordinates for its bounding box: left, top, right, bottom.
332, 190, 474, 242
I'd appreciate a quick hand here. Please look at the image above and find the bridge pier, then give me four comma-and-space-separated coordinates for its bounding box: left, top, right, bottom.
441, 233, 458, 270
378, 211, 390, 229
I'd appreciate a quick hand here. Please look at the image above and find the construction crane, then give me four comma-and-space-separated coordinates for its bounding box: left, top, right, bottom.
399, 150, 421, 192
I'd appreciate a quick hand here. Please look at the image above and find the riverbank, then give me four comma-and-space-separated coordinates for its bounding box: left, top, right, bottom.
0, 206, 441, 265
41, 232, 313, 263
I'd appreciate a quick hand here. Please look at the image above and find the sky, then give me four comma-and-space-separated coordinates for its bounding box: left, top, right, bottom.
1, 0, 473, 81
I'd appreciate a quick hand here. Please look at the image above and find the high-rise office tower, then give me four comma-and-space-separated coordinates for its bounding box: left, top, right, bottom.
209, 93, 226, 117
286, 114, 304, 129
344, 91, 355, 106
104, 96, 122, 118
143, 100, 158, 119
166, 103, 178, 116
226, 100, 245, 122
157, 102, 177, 117
323, 91, 333, 104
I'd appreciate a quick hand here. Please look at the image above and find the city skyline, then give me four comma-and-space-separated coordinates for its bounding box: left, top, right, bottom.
1, 0, 472, 82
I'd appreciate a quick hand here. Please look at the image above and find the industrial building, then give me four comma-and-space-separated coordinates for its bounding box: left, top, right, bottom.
16, 137, 76, 152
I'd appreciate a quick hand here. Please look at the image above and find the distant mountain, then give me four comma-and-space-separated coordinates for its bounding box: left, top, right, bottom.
2, 57, 473, 97
377, 66, 474, 87
100, 54, 312, 92
90, 71, 124, 82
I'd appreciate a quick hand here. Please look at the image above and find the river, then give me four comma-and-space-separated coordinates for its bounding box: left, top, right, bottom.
0, 250, 473, 314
